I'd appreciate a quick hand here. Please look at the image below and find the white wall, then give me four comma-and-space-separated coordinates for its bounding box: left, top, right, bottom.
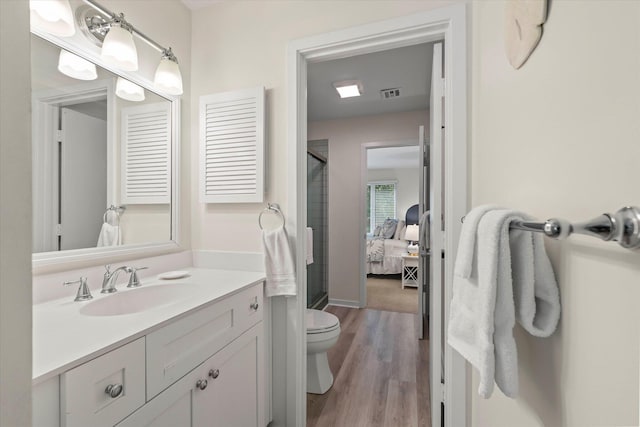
367, 167, 420, 223
470, 1, 640, 426
0, 1, 32, 425
189, 1, 451, 254
308, 110, 427, 303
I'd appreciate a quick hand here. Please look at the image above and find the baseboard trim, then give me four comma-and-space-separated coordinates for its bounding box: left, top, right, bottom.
328, 298, 361, 309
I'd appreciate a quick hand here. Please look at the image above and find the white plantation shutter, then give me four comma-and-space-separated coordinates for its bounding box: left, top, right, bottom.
199, 86, 265, 203
121, 102, 171, 204
368, 182, 397, 232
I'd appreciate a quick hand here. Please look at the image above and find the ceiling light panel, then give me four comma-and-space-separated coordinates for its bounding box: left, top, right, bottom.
333, 80, 362, 99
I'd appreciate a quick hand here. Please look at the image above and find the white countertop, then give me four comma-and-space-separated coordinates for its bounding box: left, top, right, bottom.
33, 268, 265, 384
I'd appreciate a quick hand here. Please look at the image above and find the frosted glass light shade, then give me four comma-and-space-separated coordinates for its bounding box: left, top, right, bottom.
116, 77, 145, 102
404, 224, 420, 242
30, 0, 75, 37
154, 57, 183, 95
57, 50, 97, 81
101, 24, 138, 71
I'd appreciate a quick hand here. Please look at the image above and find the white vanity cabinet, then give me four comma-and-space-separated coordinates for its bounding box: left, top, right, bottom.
33, 280, 267, 427
117, 323, 263, 427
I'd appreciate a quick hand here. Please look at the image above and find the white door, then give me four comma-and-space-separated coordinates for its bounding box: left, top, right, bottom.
60, 107, 107, 250
428, 42, 445, 427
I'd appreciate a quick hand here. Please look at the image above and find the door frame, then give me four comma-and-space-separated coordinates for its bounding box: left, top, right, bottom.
287, 4, 468, 426
359, 139, 418, 309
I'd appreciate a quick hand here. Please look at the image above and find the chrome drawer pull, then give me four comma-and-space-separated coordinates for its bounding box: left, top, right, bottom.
209, 369, 220, 379
250, 302, 259, 311
196, 379, 208, 390
105, 384, 123, 398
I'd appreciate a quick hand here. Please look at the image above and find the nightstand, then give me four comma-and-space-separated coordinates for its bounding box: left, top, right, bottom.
402, 255, 419, 289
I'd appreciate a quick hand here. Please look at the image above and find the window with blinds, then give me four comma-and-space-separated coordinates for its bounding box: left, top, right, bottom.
121, 102, 171, 204
367, 181, 397, 233
199, 86, 265, 203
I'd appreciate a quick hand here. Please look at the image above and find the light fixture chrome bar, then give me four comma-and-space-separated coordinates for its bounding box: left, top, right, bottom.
82, 0, 177, 61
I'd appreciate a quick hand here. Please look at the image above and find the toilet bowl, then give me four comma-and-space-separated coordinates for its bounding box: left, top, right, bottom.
306, 308, 341, 394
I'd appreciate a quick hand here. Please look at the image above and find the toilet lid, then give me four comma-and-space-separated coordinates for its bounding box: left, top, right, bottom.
307, 309, 339, 334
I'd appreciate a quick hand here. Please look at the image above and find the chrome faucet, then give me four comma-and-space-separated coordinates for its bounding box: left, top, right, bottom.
101, 264, 131, 294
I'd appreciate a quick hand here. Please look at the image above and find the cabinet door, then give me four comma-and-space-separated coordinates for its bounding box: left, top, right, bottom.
116, 373, 196, 427
118, 323, 264, 427
194, 324, 264, 427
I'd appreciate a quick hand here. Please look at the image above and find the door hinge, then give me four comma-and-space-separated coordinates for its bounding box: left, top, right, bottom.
55, 224, 62, 236
55, 130, 62, 142
441, 78, 446, 93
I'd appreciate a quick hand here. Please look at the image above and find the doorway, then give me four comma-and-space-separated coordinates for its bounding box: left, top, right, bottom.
287, 6, 468, 426
364, 145, 421, 315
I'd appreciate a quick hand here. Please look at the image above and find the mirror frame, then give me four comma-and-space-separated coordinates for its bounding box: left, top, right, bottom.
30, 26, 181, 272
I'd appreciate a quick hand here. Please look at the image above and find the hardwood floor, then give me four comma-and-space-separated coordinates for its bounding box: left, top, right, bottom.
307, 306, 430, 427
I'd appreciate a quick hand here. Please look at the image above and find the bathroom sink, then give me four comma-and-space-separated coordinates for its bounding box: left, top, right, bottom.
79, 283, 199, 316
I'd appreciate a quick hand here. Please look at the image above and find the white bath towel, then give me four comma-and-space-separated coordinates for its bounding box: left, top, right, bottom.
510, 220, 561, 337
306, 227, 314, 265
97, 222, 121, 247
262, 227, 297, 297
448, 206, 560, 398
453, 204, 500, 279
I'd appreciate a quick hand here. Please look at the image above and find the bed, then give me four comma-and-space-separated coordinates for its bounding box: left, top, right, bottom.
365, 204, 419, 275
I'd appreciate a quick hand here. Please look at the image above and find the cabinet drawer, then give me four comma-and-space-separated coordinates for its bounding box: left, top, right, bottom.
61, 338, 145, 427
146, 283, 263, 399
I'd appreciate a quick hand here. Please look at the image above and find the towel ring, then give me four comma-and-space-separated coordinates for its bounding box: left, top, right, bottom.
103, 205, 126, 225
259, 203, 285, 230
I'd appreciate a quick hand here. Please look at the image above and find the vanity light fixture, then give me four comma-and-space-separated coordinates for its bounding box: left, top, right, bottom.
154, 48, 183, 96
57, 49, 97, 80
115, 77, 145, 102
333, 80, 363, 99
29, 0, 76, 37
100, 15, 138, 71
74, 0, 184, 96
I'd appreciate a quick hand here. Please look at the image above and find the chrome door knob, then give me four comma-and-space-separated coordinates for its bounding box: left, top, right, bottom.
105, 384, 123, 398
196, 379, 208, 390
209, 369, 220, 379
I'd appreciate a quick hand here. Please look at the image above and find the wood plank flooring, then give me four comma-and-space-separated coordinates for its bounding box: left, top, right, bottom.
307, 306, 430, 427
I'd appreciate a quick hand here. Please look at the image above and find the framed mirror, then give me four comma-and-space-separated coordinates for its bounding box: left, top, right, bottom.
31, 30, 180, 269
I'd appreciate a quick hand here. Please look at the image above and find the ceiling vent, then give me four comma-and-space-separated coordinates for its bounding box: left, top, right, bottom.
380, 88, 401, 99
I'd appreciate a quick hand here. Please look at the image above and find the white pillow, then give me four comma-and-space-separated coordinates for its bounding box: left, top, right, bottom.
393, 220, 406, 239
398, 224, 407, 241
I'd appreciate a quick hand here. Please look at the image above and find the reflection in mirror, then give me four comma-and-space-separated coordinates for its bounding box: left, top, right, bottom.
31, 34, 172, 254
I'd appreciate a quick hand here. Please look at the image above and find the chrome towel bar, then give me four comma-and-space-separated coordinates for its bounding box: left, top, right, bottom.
462, 206, 640, 250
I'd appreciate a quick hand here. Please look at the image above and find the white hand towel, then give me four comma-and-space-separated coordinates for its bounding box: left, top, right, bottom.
97, 223, 121, 247
448, 206, 561, 399
262, 227, 297, 297
448, 208, 518, 398
453, 204, 501, 279
306, 227, 314, 265
510, 221, 561, 337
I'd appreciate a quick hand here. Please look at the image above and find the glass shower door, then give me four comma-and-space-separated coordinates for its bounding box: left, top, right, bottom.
307, 150, 327, 308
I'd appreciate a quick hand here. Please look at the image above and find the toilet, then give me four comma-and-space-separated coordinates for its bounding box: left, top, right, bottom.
306, 308, 341, 394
